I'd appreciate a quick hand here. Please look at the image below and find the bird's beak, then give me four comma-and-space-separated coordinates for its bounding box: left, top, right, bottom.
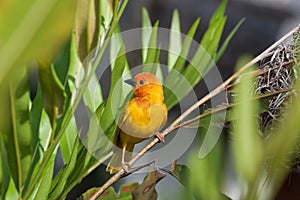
124, 79, 137, 87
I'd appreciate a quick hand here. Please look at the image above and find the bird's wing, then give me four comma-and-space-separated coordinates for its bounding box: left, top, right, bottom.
147, 103, 168, 133
112, 105, 130, 146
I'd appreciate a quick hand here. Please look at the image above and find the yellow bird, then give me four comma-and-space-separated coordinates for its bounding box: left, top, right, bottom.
106, 72, 168, 174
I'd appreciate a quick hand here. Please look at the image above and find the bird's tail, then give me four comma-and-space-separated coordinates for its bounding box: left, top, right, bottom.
106, 144, 134, 174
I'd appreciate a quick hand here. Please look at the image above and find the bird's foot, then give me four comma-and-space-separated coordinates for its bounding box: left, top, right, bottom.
121, 162, 131, 174
155, 132, 165, 143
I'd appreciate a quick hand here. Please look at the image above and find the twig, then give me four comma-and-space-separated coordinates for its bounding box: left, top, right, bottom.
89, 25, 300, 200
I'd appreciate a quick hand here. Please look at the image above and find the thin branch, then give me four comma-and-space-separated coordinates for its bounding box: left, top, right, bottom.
89, 25, 300, 200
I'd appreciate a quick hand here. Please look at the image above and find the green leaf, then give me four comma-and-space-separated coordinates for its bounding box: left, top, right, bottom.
75, 0, 101, 61
100, 46, 127, 138
168, 18, 200, 75
29, 85, 44, 152
60, 116, 78, 163
53, 40, 71, 84
209, 0, 227, 26
200, 16, 226, 65
143, 22, 164, 82
100, 0, 113, 31
38, 64, 66, 126
49, 136, 80, 200
168, 9, 182, 70
82, 112, 113, 161
214, 18, 245, 62
83, 71, 103, 115
23, 85, 46, 194
110, 26, 132, 99
34, 154, 55, 200
164, 0, 238, 110
0, 0, 77, 85
0, 138, 11, 199
5, 178, 18, 200
164, 18, 200, 109
142, 7, 153, 62
143, 21, 159, 74
58, 35, 80, 163
68, 31, 85, 105
59, 143, 110, 199
38, 109, 52, 149
231, 57, 263, 189
1, 68, 33, 193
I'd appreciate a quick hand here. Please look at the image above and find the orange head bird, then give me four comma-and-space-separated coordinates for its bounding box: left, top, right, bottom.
106, 72, 168, 173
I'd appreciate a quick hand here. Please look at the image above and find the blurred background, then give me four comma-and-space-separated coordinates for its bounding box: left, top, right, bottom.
66, 0, 300, 199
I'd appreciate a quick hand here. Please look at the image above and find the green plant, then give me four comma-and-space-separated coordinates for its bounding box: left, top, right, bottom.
1, 0, 299, 199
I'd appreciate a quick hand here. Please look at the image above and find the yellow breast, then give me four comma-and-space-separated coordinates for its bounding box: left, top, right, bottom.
119, 99, 167, 140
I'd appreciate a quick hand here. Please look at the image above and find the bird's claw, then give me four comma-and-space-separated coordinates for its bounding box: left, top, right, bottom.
155, 132, 165, 143
122, 162, 130, 173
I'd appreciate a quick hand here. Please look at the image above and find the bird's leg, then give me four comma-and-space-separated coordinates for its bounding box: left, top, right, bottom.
121, 146, 130, 173
155, 132, 165, 143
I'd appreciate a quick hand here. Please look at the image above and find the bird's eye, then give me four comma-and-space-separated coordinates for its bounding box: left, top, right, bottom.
139, 80, 145, 85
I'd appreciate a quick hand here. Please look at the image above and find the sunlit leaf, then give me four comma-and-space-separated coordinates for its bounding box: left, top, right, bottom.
143, 21, 159, 74
100, 46, 127, 138
168, 9, 182, 70
142, 7, 153, 62
33, 154, 55, 200
1, 69, 32, 192
60, 116, 78, 163
164, 18, 200, 109
209, 0, 227, 26
5, 178, 18, 200
48, 136, 80, 200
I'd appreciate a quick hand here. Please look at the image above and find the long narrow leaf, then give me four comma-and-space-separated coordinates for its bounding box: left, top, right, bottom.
60, 116, 78, 163
0, 139, 11, 199
34, 154, 55, 200
142, 7, 153, 62
100, 46, 127, 138
48, 136, 80, 200
168, 9, 182, 70
209, 0, 227, 26
2, 69, 33, 193
143, 21, 159, 74
164, 18, 200, 108
214, 18, 245, 62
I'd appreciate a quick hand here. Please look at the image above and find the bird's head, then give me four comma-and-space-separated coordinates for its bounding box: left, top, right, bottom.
124, 72, 163, 98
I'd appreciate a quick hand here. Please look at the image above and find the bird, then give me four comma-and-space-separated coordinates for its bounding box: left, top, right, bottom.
106, 72, 168, 174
